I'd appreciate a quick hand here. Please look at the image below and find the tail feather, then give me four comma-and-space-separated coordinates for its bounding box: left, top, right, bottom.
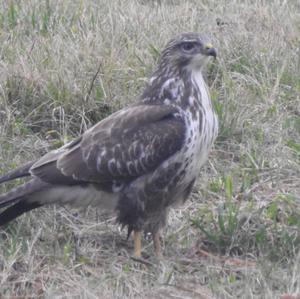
0, 179, 45, 208
0, 180, 40, 208
0, 161, 35, 184
0, 200, 42, 226
0, 179, 48, 226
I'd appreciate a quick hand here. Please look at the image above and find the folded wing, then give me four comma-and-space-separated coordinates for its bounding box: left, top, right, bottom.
30, 104, 186, 185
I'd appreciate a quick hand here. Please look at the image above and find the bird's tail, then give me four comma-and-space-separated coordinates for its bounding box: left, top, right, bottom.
0, 200, 42, 226
0, 161, 35, 184
0, 179, 46, 226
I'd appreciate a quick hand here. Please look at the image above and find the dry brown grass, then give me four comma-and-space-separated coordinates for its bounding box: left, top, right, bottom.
0, 0, 300, 298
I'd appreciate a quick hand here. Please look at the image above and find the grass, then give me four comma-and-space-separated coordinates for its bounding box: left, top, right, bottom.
0, 0, 300, 298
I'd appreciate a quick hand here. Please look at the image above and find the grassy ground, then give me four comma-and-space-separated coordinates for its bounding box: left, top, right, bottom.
0, 0, 300, 298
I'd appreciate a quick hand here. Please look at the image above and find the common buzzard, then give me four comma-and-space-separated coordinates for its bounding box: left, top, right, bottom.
0, 33, 218, 258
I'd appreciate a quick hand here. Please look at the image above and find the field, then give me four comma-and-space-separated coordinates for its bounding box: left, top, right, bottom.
0, 0, 300, 298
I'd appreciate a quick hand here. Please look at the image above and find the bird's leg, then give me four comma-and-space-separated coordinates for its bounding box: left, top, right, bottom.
153, 231, 163, 258
133, 230, 142, 258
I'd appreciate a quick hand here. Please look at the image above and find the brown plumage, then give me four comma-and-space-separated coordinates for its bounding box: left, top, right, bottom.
0, 33, 218, 257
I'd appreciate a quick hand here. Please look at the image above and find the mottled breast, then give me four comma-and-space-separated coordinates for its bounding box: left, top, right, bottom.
168, 70, 218, 200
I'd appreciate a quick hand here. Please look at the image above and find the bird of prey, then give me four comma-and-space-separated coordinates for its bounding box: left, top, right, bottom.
0, 33, 218, 258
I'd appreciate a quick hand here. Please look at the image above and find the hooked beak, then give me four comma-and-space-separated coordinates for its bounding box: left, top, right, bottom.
204, 43, 217, 58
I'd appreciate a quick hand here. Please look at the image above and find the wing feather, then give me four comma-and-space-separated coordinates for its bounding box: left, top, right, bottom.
30, 104, 185, 185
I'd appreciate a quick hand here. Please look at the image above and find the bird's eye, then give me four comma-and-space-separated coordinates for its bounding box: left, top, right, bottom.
181, 43, 195, 52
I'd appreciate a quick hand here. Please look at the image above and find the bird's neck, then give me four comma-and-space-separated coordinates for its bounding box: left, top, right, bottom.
141, 67, 205, 108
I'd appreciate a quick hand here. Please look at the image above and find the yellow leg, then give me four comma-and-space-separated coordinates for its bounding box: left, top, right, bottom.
153, 231, 162, 257
133, 230, 142, 258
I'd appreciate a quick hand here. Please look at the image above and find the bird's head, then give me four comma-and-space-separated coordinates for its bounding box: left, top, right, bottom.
159, 33, 217, 72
